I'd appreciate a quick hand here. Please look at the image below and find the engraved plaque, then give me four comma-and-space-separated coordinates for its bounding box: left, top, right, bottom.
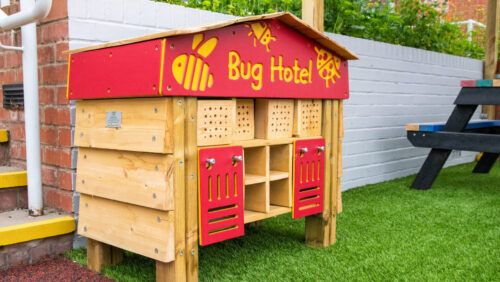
105, 111, 122, 128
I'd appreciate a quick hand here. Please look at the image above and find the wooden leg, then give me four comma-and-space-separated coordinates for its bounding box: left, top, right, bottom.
411, 148, 451, 190
86, 238, 123, 273
473, 152, 499, 173
305, 214, 329, 248
156, 261, 175, 282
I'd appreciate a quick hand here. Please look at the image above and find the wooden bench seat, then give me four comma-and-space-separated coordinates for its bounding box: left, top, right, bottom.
406, 120, 500, 132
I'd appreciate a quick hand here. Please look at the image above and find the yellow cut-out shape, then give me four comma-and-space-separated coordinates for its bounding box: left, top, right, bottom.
171, 33, 218, 91
245, 22, 276, 52
314, 46, 341, 88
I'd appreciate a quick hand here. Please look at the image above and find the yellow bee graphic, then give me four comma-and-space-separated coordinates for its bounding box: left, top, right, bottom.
245, 22, 276, 52
314, 46, 341, 88
172, 33, 218, 91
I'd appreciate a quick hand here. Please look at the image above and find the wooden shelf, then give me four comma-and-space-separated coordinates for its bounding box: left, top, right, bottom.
244, 205, 291, 224
269, 170, 288, 181
245, 174, 267, 185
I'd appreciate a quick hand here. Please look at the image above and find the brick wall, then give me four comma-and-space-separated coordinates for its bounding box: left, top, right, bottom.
448, 0, 488, 23
0, 0, 72, 213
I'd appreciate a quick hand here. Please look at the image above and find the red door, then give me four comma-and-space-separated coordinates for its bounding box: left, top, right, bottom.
198, 146, 245, 245
293, 138, 325, 219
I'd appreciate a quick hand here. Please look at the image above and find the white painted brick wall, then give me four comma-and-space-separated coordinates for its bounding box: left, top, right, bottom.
67, 1, 484, 191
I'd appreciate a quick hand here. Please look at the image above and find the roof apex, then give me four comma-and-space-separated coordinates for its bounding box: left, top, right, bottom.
68, 12, 358, 60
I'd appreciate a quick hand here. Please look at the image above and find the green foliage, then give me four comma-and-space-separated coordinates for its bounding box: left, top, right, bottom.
67, 162, 500, 281
156, 0, 496, 60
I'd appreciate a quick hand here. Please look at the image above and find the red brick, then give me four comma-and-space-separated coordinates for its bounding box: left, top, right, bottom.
9, 142, 26, 160
41, 64, 67, 84
18, 188, 27, 208
42, 107, 70, 126
0, 54, 5, 69
9, 123, 25, 141
44, 187, 72, 212
58, 170, 72, 191
41, 0, 68, 23
37, 44, 55, 65
55, 42, 69, 62
40, 126, 57, 145
57, 128, 71, 147
0, 70, 17, 84
41, 165, 57, 186
43, 146, 71, 168
0, 108, 9, 120
0, 189, 17, 211
56, 86, 69, 105
5, 51, 21, 68
39, 87, 55, 105
40, 21, 68, 43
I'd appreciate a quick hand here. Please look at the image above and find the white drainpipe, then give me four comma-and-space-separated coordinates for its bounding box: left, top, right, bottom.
0, 0, 52, 216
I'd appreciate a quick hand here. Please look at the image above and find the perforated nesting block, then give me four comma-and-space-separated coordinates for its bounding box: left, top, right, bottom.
197, 100, 233, 146
293, 99, 322, 137
232, 99, 254, 141
255, 99, 294, 140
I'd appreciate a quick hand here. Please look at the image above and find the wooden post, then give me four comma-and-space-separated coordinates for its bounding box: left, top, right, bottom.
483, 0, 499, 119
302, 0, 343, 247
87, 238, 123, 273
184, 97, 199, 282
157, 97, 187, 281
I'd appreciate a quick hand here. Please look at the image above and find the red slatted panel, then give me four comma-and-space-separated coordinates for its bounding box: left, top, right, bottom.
68, 40, 163, 99
198, 146, 244, 246
292, 138, 325, 219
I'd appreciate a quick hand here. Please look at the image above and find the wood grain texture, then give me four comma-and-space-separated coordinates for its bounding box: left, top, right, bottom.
78, 194, 174, 262
75, 98, 173, 153
232, 99, 255, 141
484, 0, 499, 119
293, 99, 323, 137
197, 100, 233, 146
255, 99, 294, 140
76, 148, 174, 210
302, 0, 324, 32
329, 100, 340, 244
66, 12, 358, 61
305, 99, 332, 248
184, 97, 199, 282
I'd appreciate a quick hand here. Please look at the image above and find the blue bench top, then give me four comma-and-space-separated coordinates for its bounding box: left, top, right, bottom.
406, 120, 500, 132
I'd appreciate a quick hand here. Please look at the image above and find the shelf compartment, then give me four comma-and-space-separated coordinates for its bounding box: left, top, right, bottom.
244, 182, 268, 213
245, 174, 267, 185
244, 205, 291, 224
269, 171, 288, 181
270, 178, 292, 207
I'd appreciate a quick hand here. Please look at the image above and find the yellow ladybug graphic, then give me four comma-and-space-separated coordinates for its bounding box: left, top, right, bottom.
245, 22, 276, 52
314, 46, 341, 88
172, 33, 218, 91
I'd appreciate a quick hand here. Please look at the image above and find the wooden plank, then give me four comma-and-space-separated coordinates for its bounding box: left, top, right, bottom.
232, 98, 255, 141
305, 99, 332, 248
66, 12, 358, 61
484, 0, 499, 119
184, 97, 199, 282
255, 99, 294, 140
78, 194, 174, 262
75, 98, 173, 153
476, 80, 494, 87
293, 99, 322, 137
86, 239, 124, 273
172, 97, 187, 281
329, 100, 340, 244
301, 0, 324, 32
157, 260, 175, 282
493, 79, 500, 87
197, 100, 233, 146
405, 124, 420, 131
76, 148, 174, 210
245, 182, 269, 213
460, 80, 477, 87
244, 205, 291, 223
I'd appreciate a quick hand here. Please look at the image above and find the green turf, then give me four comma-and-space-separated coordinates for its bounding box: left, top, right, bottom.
66, 162, 500, 281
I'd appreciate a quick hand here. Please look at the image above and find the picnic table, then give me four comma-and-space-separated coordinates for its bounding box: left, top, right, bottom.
406, 79, 500, 190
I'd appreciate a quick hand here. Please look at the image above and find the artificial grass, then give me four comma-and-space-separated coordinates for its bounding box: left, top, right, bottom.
66, 162, 500, 281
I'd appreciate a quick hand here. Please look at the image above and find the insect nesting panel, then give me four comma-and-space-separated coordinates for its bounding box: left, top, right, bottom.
232, 99, 254, 141
197, 100, 233, 146
255, 99, 294, 140
293, 99, 322, 137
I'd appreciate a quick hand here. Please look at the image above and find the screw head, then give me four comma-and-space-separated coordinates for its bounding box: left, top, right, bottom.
80, 132, 84, 137
152, 136, 156, 142
190, 173, 195, 179
81, 179, 85, 184
178, 100, 183, 106
83, 226, 87, 232
153, 193, 157, 199
191, 249, 196, 255
84, 154, 87, 160
179, 250, 184, 256
157, 216, 161, 222
154, 107, 158, 113
155, 248, 159, 254
85, 203, 88, 208
155, 165, 159, 171
179, 160, 184, 166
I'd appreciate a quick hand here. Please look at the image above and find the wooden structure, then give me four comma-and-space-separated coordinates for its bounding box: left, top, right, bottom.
407, 79, 500, 189
482, 0, 499, 119
67, 12, 357, 281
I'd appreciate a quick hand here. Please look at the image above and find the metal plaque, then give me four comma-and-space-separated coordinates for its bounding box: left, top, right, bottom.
105, 111, 122, 128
